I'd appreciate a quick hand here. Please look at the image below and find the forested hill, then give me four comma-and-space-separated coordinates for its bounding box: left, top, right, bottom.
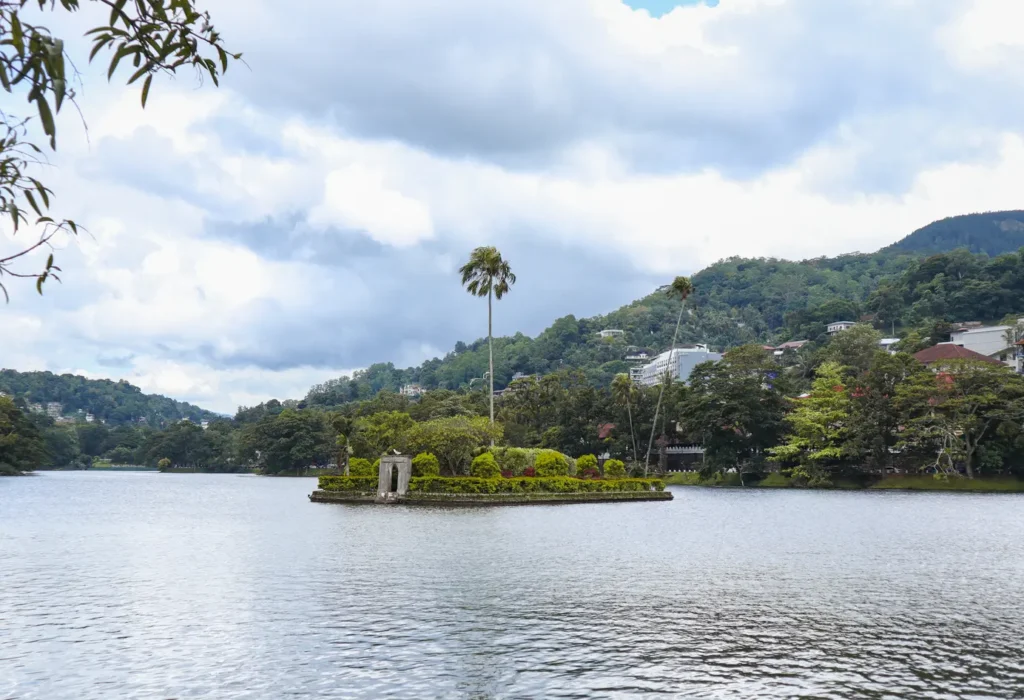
0, 370, 219, 426
304, 218, 1024, 409
886, 211, 1024, 256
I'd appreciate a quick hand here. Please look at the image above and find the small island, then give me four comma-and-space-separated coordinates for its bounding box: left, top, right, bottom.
309, 454, 671, 506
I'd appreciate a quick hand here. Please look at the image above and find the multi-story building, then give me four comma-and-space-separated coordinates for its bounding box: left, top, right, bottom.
399, 384, 424, 398
950, 323, 1018, 369
46, 402, 62, 419
827, 321, 857, 335
638, 345, 722, 387
597, 329, 625, 339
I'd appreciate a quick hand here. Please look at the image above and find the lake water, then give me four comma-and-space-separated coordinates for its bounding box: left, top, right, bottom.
2, 472, 1023, 699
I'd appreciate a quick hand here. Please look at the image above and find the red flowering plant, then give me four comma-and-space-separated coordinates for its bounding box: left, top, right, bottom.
522, 467, 536, 477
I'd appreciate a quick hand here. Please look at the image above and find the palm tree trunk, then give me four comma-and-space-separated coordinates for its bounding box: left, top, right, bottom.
645, 301, 686, 475
488, 288, 495, 445
627, 400, 638, 462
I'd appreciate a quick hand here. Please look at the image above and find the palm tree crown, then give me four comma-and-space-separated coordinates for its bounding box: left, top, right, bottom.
460, 247, 516, 299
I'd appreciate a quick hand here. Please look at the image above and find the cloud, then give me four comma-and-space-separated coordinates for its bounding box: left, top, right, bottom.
5, 0, 1024, 413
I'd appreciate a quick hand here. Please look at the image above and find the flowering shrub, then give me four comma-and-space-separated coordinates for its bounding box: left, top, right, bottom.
576, 454, 599, 479
411, 452, 441, 477
470, 452, 502, 479
523, 467, 536, 477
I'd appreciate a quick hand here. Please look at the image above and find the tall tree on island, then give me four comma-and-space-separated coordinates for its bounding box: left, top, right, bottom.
611, 373, 639, 462
644, 276, 693, 474
460, 247, 516, 435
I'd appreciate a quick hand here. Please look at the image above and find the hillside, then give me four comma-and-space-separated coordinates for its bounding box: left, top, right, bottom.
886, 211, 1024, 256
0, 370, 219, 426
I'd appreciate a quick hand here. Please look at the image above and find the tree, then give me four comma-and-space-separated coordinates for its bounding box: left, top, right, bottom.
238, 409, 334, 475
611, 373, 639, 462
459, 246, 516, 436
0, 396, 46, 474
768, 362, 851, 485
681, 345, 789, 475
844, 351, 927, 474
349, 411, 414, 458
896, 360, 1024, 478
405, 415, 502, 475
645, 276, 693, 473
824, 325, 883, 377
1, 0, 240, 300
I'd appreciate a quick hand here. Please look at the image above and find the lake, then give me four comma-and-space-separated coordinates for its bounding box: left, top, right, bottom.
2, 472, 1023, 699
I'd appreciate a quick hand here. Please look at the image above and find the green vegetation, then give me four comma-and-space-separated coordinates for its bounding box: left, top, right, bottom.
411, 453, 441, 477
0, 370, 218, 426
319, 474, 665, 495
603, 459, 627, 479
1, 0, 238, 299
0, 397, 46, 474
469, 452, 501, 479
534, 450, 571, 477
869, 476, 1024, 492
886, 211, 1024, 256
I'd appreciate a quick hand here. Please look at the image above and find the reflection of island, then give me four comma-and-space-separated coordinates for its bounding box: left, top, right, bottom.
309, 455, 672, 506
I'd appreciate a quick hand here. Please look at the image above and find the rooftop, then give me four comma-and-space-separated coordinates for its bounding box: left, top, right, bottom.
913, 343, 1001, 365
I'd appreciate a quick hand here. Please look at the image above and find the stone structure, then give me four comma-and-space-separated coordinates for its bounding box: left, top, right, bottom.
376, 455, 413, 504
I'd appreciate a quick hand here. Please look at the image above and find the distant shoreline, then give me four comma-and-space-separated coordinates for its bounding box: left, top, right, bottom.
664, 473, 1024, 493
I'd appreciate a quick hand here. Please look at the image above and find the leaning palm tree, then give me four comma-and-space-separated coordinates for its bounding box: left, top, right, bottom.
644, 276, 693, 475
611, 373, 639, 462
460, 247, 516, 432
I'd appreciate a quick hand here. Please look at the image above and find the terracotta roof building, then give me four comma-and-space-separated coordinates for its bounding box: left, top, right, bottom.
913, 343, 1001, 366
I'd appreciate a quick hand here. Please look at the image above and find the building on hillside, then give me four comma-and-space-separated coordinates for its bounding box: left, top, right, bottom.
85, 413, 95, 423
913, 343, 1001, 368
200, 420, 210, 430
46, 402, 62, 418
827, 321, 857, 335
399, 384, 424, 398
639, 345, 722, 387
625, 350, 651, 362
28, 403, 44, 414
629, 365, 645, 383
949, 323, 1018, 368
879, 338, 901, 354
510, 372, 535, 382
597, 329, 625, 339
764, 340, 809, 356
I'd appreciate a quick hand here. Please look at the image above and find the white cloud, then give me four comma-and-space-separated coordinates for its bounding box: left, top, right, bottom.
5, 0, 1024, 412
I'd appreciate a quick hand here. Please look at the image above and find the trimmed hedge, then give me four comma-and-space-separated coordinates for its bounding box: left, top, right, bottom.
319, 475, 379, 492
410, 476, 664, 494
348, 458, 374, 477
603, 459, 626, 478
534, 450, 571, 477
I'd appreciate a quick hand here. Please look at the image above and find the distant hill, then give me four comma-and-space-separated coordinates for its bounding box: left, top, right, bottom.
886, 211, 1024, 256
0, 370, 219, 426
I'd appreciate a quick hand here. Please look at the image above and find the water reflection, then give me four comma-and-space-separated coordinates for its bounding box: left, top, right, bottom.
2, 472, 1023, 698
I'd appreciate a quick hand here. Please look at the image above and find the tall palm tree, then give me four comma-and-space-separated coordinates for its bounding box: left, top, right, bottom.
460, 247, 516, 432
644, 276, 693, 475
611, 373, 639, 462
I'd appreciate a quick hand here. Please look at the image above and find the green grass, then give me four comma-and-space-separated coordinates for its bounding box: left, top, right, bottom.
663, 472, 744, 487
870, 476, 1024, 492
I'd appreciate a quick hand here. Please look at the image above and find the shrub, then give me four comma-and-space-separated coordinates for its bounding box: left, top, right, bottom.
409, 476, 665, 495
577, 454, 598, 471
493, 447, 531, 476
534, 450, 571, 477
319, 475, 378, 492
157, 457, 172, 471
348, 458, 374, 477
603, 459, 626, 478
411, 452, 441, 477
523, 467, 536, 477
470, 452, 502, 479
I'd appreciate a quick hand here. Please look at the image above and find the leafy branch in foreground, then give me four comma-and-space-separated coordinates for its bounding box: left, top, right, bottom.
0, 0, 240, 300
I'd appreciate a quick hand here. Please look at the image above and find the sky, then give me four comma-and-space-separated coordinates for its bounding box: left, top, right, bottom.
4, 0, 1024, 414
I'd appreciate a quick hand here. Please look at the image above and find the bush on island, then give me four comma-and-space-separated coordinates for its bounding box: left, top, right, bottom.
157, 457, 172, 471
534, 450, 571, 477
576, 454, 600, 479
318, 475, 667, 495
603, 459, 627, 478
411, 452, 441, 477
493, 447, 531, 476
470, 452, 502, 479
348, 458, 374, 477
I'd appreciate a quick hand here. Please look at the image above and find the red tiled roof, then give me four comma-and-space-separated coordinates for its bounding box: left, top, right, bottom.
598, 423, 616, 439
913, 344, 1001, 365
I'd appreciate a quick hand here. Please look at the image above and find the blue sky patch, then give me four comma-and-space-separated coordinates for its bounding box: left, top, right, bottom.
623, 0, 718, 17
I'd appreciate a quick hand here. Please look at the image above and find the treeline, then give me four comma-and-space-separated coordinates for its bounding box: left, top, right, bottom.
0, 370, 218, 426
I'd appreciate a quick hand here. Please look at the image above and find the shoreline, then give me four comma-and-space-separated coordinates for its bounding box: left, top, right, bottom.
664, 473, 1024, 493
309, 489, 673, 506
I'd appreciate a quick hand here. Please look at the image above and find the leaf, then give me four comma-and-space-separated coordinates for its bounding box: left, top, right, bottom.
11, 13, 24, 54
127, 64, 150, 85
37, 275, 45, 295
110, 0, 129, 26
24, 189, 41, 216
140, 74, 153, 108
35, 95, 56, 148
46, 253, 53, 270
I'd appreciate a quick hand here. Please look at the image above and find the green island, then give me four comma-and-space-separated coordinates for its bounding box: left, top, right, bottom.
4, 214, 1024, 493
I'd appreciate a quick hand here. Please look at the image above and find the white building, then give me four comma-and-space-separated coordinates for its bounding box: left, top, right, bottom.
950, 323, 1017, 368
200, 420, 210, 430
85, 413, 95, 423
46, 402, 62, 419
399, 384, 424, 397
827, 321, 857, 335
597, 329, 625, 339
638, 346, 722, 387
879, 338, 901, 354
629, 365, 645, 383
